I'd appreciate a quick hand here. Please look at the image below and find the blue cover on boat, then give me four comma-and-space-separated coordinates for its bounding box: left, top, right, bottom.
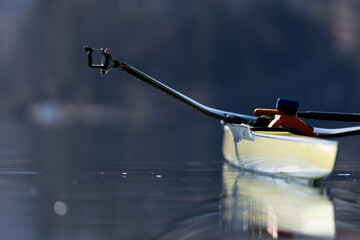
276, 98, 299, 115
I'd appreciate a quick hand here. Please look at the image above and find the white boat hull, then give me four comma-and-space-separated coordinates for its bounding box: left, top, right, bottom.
222, 123, 338, 180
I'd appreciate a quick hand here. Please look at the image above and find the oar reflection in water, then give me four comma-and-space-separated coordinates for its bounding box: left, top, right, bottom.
221, 163, 335, 239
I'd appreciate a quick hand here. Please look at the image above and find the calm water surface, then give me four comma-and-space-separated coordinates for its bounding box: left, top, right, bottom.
0, 120, 359, 239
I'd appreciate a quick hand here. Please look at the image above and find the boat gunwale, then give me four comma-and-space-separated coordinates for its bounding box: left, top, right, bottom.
253, 130, 338, 146
225, 123, 338, 146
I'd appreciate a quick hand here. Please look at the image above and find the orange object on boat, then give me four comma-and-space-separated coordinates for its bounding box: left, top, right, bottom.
256, 99, 315, 137
268, 115, 315, 137
254, 108, 279, 116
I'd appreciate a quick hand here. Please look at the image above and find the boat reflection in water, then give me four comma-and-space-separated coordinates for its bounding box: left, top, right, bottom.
222, 163, 335, 239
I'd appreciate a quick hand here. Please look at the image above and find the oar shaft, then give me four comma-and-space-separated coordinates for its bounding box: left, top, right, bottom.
118, 62, 257, 124
297, 111, 360, 122
254, 108, 360, 122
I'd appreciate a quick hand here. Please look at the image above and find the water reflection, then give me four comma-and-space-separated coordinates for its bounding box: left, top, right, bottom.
53, 201, 68, 216
1, 123, 358, 239
222, 163, 335, 239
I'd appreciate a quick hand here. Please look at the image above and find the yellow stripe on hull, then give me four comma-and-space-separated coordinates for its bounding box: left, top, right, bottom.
222, 123, 338, 180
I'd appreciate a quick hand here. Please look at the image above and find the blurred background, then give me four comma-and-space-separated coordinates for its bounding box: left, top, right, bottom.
1, 0, 360, 125
1, 1, 360, 239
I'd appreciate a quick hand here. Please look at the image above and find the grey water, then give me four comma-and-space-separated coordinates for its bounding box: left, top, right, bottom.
0, 119, 359, 240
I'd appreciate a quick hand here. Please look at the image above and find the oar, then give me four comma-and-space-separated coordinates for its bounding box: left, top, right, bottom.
84, 46, 360, 138
254, 109, 360, 122
84, 46, 257, 124
314, 126, 360, 138
297, 111, 360, 122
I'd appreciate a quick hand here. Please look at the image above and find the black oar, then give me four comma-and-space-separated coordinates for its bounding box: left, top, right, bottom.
297, 111, 360, 122
84, 46, 257, 124
84, 46, 360, 138
255, 108, 360, 122
314, 126, 360, 138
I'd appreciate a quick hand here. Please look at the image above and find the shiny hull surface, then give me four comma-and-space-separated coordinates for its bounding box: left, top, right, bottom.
222, 123, 338, 180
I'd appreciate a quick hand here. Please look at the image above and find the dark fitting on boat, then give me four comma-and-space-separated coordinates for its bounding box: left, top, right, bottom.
276, 98, 299, 115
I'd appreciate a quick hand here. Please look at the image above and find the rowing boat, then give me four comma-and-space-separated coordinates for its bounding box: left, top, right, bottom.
222, 123, 338, 181
84, 46, 360, 182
